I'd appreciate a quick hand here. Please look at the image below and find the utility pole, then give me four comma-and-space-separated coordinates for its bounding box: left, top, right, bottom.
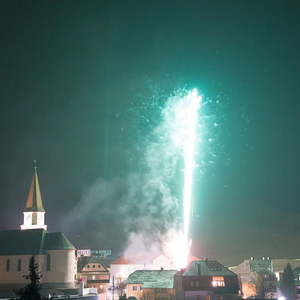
112, 275, 115, 300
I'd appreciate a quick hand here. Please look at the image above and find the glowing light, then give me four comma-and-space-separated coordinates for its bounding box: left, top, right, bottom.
161, 88, 202, 269
182, 89, 201, 268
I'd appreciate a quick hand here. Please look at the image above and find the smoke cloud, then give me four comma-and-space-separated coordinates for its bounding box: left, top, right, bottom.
64, 91, 196, 263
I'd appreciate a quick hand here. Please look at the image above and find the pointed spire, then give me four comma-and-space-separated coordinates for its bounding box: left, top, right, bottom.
24, 161, 45, 212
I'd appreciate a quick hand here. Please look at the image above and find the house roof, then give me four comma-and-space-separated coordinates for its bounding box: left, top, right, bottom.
0, 229, 75, 255
182, 260, 237, 277
127, 270, 177, 288
78, 256, 114, 271
111, 256, 133, 265
24, 166, 45, 212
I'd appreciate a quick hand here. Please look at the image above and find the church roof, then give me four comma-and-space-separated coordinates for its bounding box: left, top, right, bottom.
24, 166, 45, 212
0, 229, 75, 256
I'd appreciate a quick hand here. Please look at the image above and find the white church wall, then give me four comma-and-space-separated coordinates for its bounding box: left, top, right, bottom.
43, 250, 77, 286
0, 250, 76, 288
0, 254, 44, 284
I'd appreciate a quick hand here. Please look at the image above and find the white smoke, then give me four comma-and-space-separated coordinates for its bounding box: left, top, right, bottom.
64, 90, 200, 268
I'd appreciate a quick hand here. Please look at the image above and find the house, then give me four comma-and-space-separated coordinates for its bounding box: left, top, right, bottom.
175, 260, 240, 300
77, 256, 112, 293
110, 256, 147, 288
0, 165, 77, 296
126, 269, 177, 300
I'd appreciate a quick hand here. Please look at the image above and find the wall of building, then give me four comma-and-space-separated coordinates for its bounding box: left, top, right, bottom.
146, 288, 176, 300
126, 285, 175, 300
0, 250, 76, 288
43, 249, 77, 287
0, 254, 44, 284
110, 264, 145, 286
126, 283, 143, 300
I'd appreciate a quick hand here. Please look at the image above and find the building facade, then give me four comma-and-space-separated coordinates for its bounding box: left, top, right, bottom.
77, 256, 111, 294
126, 270, 177, 300
175, 260, 240, 300
231, 257, 300, 298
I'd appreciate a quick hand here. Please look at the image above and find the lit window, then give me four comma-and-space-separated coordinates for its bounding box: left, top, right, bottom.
92, 275, 96, 280
211, 276, 225, 287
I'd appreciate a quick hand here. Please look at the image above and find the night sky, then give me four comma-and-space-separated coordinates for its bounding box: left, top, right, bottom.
1, 0, 300, 266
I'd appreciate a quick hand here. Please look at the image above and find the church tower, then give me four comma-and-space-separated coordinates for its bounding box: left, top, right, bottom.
21, 162, 47, 230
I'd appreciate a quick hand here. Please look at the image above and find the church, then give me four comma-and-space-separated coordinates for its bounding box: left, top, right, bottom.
0, 165, 77, 296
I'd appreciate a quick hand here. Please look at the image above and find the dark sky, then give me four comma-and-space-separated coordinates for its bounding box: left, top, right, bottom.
1, 0, 300, 266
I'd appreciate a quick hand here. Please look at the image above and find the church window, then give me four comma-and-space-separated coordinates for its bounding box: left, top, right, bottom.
46, 254, 51, 271
6, 259, 10, 272
32, 212, 37, 225
17, 259, 22, 272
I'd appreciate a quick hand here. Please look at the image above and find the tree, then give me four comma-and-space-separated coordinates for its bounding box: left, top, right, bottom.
255, 271, 277, 297
280, 264, 296, 300
17, 256, 42, 300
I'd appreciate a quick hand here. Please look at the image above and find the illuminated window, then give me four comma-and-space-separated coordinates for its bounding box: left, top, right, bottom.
211, 276, 225, 287
92, 275, 96, 280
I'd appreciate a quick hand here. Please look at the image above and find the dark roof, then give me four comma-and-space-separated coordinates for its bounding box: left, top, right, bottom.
182, 260, 237, 277
24, 168, 45, 212
0, 229, 75, 255
44, 232, 75, 251
127, 270, 177, 288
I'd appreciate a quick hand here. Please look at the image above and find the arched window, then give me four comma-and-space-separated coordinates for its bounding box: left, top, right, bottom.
46, 254, 51, 271
17, 259, 22, 272
6, 259, 10, 272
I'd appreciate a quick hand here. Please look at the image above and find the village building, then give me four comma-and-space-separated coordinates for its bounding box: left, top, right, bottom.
0, 165, 77, 297
77, 256, 112, 294
231, 257, 300, 298
126, 269, 177, 300
175, 260, 240, 300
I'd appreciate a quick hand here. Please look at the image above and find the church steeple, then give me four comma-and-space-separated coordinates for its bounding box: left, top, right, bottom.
21, 161, 47, 230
